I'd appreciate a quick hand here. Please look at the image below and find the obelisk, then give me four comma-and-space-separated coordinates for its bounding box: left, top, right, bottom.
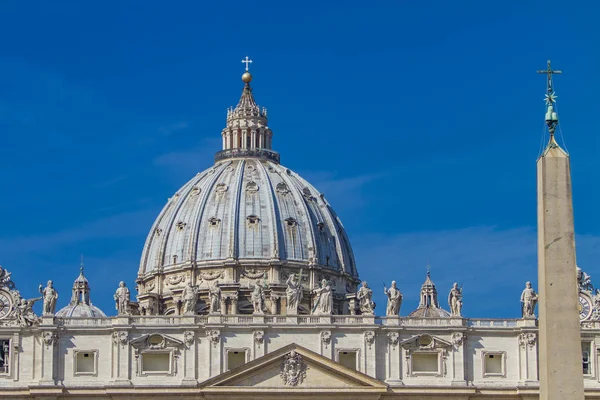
536, 60, 584, 400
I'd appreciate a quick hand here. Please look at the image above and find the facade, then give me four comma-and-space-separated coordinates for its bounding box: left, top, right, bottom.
0, 65, 596, 399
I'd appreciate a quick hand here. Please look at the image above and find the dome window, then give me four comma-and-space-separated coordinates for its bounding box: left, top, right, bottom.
302, 187, 313, 199
246, 215, 261, 226
155, 228, 163, 236
208, 217, 221, 227
285, 217, 297, 227
317, 222, 325, 232
176, 221, 187, 231
246, 181, 259, 193
191, 186, 201, 196
215, 183, 228, 193
276, 182, 289, 194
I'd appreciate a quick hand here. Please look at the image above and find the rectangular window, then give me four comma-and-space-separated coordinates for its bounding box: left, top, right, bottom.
483, 352, 505, 377
74, 351, 96, 375
412, 353, 439, 373
227, 350, 247, 371
141, 353, 171, 374
582, 342, 592, 375
338, 351, 357, 370
0, 340, 9, 374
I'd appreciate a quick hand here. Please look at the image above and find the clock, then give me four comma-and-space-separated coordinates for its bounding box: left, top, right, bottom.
0, 290, 13, 320
579, 293, 593, 321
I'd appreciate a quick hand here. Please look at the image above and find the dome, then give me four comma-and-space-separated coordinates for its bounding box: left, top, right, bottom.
135, 70, 358, 316
56, 266, 107, 318
408, 272, 451, 318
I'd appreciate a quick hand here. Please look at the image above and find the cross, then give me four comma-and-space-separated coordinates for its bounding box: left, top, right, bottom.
537, 60, 562, 95
241, 56, 253, 72
80, 255, 85, 273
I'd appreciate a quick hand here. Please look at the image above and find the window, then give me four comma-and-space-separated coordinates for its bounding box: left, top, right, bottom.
0, 340, 9, 374
141, 352, 171, 374
226, 349, 247, 371
412, 352, 439, 373
338, 351, 357, 370
483, 352, 506, 377
74, 350, 97, 376
582, 342, 592, 375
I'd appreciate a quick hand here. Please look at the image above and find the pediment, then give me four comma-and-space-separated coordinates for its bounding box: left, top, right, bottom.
400, 333, 452, 350
200, 343, 387, 393
129, 333, 183, 350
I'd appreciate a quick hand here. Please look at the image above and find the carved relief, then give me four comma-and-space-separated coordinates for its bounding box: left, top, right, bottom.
207, 330, 220, 345
253, 330, 264, 345
321, 330, 332, 346
183, 331, 195, 347
145, 280, 156, 292
242, 268, 267, 280
112, 331, 129, 347
452, 332, 465, 347
388, 332, 399, 348
154, 228, 163, 236
41, 331, 57, 348
176, 221, 187, 231
518, 332, 537, 348
198, 270, 224, 281
364, 331, 375, 349
280, 350, 307, 386
166, 274, 186, 286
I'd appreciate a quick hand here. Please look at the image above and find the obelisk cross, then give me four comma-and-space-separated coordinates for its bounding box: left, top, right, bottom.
537, 60, 562, 100
241, 56, 253, 71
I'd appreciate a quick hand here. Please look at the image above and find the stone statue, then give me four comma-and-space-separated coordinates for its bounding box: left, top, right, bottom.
520, 281, 538, 318
114, 281, 131, 315
312, 279, 332, 315
251, 280, 266, 314
577, 267, 593, 292
16, 296, 40, 327
286, 273, 303, 314
182, 281, 199, 315
384, 281, 402, 316
209, 280, 221, 313
448, 283, 463, 316
356, 281, 375, 315
38, 280, 59, 315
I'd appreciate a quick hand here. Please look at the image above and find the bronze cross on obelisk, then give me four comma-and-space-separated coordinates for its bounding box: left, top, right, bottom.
537, 60, 562, 98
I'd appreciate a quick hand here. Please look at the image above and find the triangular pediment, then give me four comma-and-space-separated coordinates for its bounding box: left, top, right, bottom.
200, 343, 387, 393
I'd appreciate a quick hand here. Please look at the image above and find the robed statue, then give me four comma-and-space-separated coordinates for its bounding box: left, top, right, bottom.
356, 281, 375, 315
312, 279, 332, 315
520, 281, 538, 318
209, 280, 221, 313
182, 281, 199, 315
384, 280, 402, 316
448, 283, 463, 316
39, 280, 59, 315
114, 281, 131, 315
286, 272, 303, 314
251, 280, 266, 314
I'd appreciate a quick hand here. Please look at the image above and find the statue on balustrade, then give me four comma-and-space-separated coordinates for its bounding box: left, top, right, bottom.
209, 280, 221, 314
384, 280, 402, 316
312, 279, 332, 315
520, 281, 538, 318
39, 280, 59, 316
182, 281, 199, 315
448, 282, 463, 316
286, 272, 303, 315
114, 281, 131, 315
251, 280, 266, 314
357, 281, 375, 315
577, 267, 593, 292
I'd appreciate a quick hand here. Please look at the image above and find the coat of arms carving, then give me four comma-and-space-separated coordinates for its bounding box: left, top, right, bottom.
280, 350, 307, 386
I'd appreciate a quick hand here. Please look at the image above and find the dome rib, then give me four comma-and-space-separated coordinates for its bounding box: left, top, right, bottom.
258, 161, 282, 260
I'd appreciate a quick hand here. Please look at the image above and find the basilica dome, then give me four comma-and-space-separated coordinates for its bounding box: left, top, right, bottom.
136, 71, 358, 316
56, 267, 107, 318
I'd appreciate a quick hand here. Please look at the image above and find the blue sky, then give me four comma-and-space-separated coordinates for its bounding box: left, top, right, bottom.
1, 1, 599, 318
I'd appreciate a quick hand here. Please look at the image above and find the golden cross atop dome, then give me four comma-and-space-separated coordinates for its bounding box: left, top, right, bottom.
241, 56, 253, 72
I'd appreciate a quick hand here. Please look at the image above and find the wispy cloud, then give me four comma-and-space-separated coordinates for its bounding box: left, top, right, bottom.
153, 138, 221, 177
158, 121, 190, 136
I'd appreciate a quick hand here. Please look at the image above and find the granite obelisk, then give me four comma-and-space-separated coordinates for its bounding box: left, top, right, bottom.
536, 60, 584, 400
